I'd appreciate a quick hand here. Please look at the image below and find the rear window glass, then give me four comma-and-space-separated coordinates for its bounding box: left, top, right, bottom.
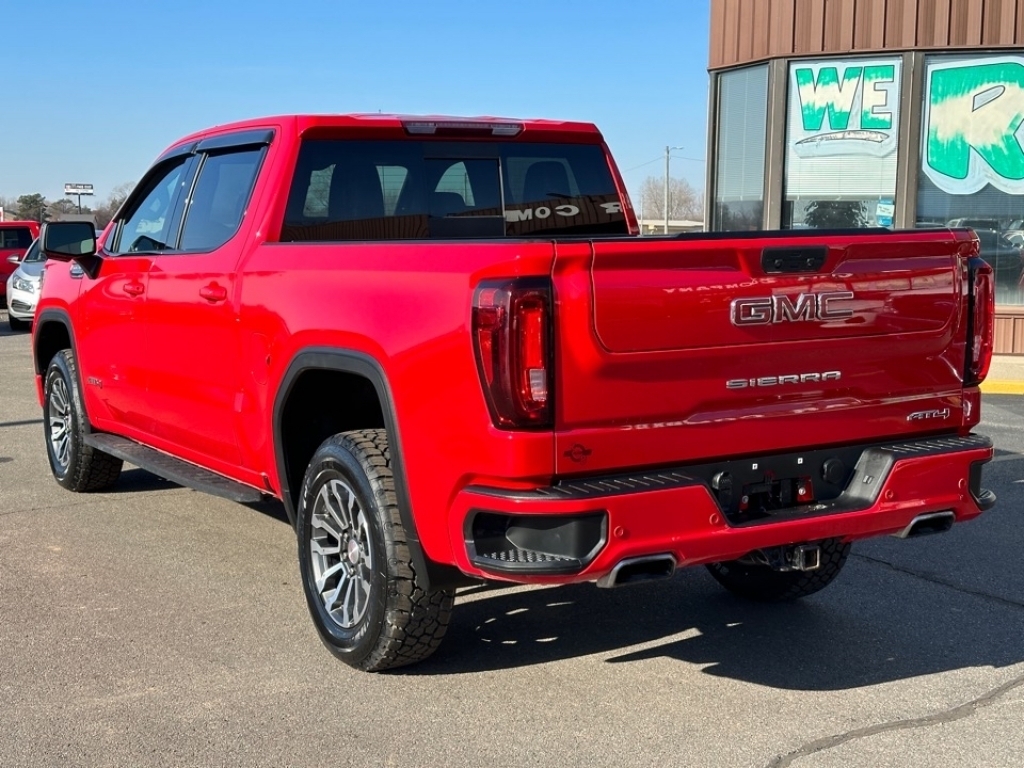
0, 227, 34, 249
281, 140, 626, 241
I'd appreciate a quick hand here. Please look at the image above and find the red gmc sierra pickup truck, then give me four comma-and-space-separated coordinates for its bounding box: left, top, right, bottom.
34, 114, 996, 671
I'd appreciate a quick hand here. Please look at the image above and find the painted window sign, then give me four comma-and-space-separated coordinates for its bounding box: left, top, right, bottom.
923, 56, 1024, 196
790, 59, 901, 159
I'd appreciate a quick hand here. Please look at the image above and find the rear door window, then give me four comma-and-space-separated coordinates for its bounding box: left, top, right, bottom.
281, 140, 626, 241
179, 147, 265, 251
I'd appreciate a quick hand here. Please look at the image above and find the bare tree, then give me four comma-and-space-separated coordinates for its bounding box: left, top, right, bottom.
0, 195, 18, 219
93, 182, 136, 229
637, 176, 704, 223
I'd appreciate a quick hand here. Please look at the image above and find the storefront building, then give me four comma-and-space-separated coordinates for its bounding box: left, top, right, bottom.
706, 0, 1024, 351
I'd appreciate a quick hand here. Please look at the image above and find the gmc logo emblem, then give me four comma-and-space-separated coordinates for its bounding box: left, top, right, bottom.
730, 291, 855, 326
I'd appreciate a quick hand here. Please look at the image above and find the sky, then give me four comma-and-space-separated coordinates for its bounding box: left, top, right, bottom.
0, 0, 711, 209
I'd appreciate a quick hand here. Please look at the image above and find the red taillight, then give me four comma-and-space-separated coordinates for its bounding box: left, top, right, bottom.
965, 257, 994, 386
472, 278, 553, 429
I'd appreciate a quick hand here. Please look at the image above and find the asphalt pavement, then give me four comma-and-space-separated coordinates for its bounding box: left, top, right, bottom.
1, 314, 1022, 768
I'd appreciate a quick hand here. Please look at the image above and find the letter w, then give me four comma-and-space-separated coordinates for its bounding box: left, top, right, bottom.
796, 66, 863, 132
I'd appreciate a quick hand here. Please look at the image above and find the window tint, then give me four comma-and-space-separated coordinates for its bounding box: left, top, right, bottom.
180, 148, 264, 251
0, 227, 34, 249
112, 161, 188, 254
281, 140, 626, 241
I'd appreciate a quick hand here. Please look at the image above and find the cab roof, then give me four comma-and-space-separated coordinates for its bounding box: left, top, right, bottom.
164, 113, 604, 155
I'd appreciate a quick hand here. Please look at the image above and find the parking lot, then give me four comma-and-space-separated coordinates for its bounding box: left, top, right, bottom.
2, 315, 1022, 768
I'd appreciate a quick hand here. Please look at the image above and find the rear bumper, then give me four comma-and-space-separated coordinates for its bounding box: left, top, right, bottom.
448, 434, 994, 583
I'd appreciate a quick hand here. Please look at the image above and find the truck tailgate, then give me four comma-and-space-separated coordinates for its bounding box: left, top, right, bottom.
552, 230, 976, 476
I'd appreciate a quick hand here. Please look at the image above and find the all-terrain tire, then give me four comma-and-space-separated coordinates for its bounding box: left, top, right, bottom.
705, 538, 851, 601
296, 429, 454, 672
43, 349, 123, 492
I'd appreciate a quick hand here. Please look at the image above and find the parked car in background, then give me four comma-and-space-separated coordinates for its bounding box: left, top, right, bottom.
946, 217, 1002, 231
973, 228, 1024, 287
6, 237, 45, 331
0, 220, 40, 302
1003, 218, 1024, 246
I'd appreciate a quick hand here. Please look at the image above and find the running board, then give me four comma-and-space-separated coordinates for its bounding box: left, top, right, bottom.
83, 433, 263, 503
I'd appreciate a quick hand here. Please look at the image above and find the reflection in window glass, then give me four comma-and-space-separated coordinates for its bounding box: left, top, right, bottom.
113, 162, 186, 253
377, 166, 408, 215
783, 58, 901, 229
713, 65, 768, 231
303, 166, 334, 217
280, 140, 626, 241
435, 162, 475, 206
180, 148, 264, 251
917, 54, 1024, 305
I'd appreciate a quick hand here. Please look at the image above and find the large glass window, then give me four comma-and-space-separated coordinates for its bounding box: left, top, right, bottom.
712, 65, 768, 231
917, 54, 1024, 305
783, 58, 902, 229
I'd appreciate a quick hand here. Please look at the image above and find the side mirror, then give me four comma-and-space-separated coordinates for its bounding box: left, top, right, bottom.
41, 221, 101, 278
6, 253, 20, 265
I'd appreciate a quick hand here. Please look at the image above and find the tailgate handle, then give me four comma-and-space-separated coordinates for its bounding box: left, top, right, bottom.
762, 246, 828, 274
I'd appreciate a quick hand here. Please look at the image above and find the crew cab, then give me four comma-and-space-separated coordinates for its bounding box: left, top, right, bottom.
33, 114, 996, 671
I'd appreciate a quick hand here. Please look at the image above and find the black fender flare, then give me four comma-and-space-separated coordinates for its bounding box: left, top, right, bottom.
273, 348, 470, 592
33, 308, 92, 433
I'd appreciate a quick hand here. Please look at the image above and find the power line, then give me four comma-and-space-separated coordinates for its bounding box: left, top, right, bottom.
621, 156, 664, 173
623, 154, 706, 174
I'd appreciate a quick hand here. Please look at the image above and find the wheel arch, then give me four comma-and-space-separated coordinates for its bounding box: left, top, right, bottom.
33, 309, 91, 432
273, 348, 468, 592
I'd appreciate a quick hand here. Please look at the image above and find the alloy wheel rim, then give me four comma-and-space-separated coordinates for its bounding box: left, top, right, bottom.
310, 477, 374, 629
48, 377, 72, 472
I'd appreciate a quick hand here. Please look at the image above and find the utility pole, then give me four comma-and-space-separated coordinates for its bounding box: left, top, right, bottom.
664, 145, 683, 234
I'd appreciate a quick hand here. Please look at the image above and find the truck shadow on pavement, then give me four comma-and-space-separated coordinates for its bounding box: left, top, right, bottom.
0, 322, 30, 339
409, 557, 1024, 689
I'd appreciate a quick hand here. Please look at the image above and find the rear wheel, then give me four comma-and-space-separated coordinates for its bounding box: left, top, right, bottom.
705, 538, 851, 601
44, 350, 123, 491
297, 429, 454, 671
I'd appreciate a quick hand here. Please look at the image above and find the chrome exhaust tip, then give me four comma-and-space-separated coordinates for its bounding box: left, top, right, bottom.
596, 554, 676, 588
894, 510, 956, 539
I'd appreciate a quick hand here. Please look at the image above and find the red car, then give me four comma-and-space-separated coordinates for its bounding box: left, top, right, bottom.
0, 220, 40, 301
33, 115, 996, 671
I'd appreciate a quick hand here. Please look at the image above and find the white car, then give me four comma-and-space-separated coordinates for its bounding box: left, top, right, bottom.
5, 237, 44, 331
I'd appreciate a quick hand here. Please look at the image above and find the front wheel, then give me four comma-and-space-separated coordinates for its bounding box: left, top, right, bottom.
8, 314, 29, 331
43, 350, 123, 491
296, 429, 454, 671
705, 538, 851, 601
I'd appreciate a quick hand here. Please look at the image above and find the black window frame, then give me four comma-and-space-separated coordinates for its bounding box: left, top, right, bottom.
174, 144, 268, 254
107, 155, 197, 256
108, 129, 274, 256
